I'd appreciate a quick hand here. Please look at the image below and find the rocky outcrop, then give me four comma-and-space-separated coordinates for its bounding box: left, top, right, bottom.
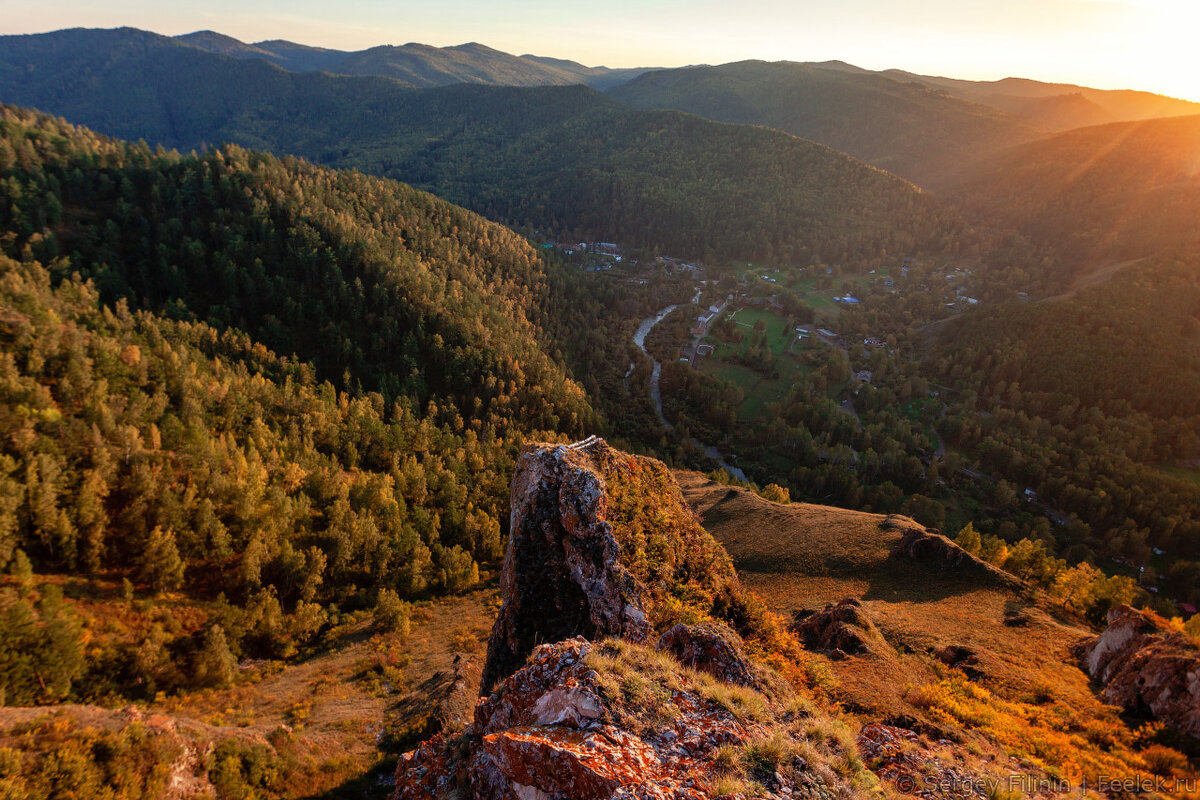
395, 637, 768, 800
392, 439, 858, 800
1076, 605, 1200, 740
892, 527, 1023, 589
656, 622, 757, 687
482, 438, 737, 691
790, 598, 888, 658
932, 644, 985, 681
436, 655, 484, 734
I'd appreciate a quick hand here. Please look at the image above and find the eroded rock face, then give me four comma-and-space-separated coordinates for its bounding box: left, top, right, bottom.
1077, 605, 1200, 740
482, 438, 736, 692
394, 638, 764, 800
790, 598, 887, 658
656, 622, 756, 687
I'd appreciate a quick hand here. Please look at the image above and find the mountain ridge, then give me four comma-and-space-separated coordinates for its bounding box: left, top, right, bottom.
172, 27, 651, 88
0, 32, 968, 264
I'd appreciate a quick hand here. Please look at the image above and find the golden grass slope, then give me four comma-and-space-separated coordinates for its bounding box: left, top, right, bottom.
676, 471, 1197, 792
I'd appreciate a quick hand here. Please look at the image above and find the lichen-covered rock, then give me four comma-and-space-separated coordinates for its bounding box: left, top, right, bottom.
790, 598, 887, 658
858, 723, 992, 800
1076, 605, 1200, 740
482, 438, 738, 692
656, 622, 756, 687
392, 733, 461, 800
394, 637, 787, 800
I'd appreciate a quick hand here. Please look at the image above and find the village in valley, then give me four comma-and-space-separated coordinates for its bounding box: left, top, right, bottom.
544, 236, 987, 397
539, 236, 1200, 613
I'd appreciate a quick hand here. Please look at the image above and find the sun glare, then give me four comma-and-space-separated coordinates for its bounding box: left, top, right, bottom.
1123, 0, 1200, 100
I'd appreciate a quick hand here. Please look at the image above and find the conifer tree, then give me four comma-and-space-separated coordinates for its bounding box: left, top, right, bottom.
139, 526, 185, 593
194, 625, 237, 689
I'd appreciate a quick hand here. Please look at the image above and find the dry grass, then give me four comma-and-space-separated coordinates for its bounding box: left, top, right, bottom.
585, 638, 770, 729
675, 471, 1099, 712
0, 586, 499, 799
675, 471, 1197, 795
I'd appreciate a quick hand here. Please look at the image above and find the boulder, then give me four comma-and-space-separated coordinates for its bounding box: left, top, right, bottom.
931, 644, 985, 681
1076, 605, 1200, 740
656, 622, 757, 687
790, 598, 887, 657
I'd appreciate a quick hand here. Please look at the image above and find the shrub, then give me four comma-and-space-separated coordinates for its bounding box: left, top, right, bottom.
193, 625, 238, 689
1141, 744, 1188, 776
208, 740, 281, 800
372, 589, 411, 638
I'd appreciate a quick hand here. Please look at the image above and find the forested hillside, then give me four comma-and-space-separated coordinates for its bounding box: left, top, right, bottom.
0, 105, 606, 703
0, 29, 968, 264
929, 254, 1200, 602
609, 60, 1039, 187
951, 115, 1200, 267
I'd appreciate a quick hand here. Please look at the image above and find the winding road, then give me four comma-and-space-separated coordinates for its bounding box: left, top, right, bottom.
634, 296, 747, 481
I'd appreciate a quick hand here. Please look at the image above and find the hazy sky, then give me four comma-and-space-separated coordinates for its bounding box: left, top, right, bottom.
5, 0, 1199, 100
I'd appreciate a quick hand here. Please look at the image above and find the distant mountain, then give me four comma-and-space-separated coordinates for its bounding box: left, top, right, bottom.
609, 60, 1200, 189
519, 53, 654, 90
881, 69, 1200, 129
176, 29, 347, 72
175, 28, 650, 88
0, 27, 967, 264
951, 114, 1200, 265
608, 60, 1041, 187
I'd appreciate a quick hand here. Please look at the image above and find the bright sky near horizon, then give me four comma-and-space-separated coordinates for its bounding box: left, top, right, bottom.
4, 0, 1200, 101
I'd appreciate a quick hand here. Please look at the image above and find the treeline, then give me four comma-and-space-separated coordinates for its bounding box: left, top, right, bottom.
951, 523, 1140, 623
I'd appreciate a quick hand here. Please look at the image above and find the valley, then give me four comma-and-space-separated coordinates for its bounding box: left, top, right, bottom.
1, 14, 1199, 800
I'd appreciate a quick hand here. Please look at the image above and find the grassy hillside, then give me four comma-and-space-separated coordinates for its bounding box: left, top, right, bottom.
677, 472, 1193, 786
0, 30, 968, 265
608, 60, 1041, 187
